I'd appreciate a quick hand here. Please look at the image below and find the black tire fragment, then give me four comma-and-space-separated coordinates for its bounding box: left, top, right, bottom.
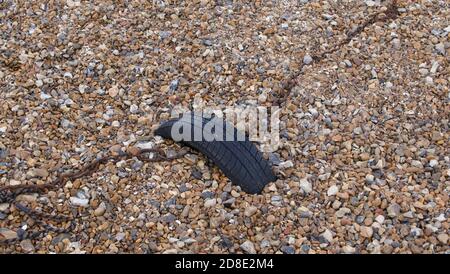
154, 112, 277, 194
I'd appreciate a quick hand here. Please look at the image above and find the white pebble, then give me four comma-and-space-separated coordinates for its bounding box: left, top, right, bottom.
327, 185, 339, 196
303, 54, 313, 64
375, 215, 385, 224
365, 0, 376, 7
365, 174, 375, 183
204, 198, 216, 208
279, 160, 293, 169
130, 104, 139, 114
321, 229, 334, 242
78, 84, 88, 94
69, 197, 89, 207
40, 93, 52, 100
135, 141, 154, 150
240, 240, 256, 254
430, 61, 439, 74
299, 178, 312, 194
63, 72, 73, 78
435, 43, 445, 55
429, 159, 438, 167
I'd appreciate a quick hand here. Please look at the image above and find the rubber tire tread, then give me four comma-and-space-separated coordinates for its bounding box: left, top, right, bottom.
154, 113, 277, 194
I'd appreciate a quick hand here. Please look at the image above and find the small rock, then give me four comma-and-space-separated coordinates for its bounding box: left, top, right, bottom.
303, 54, 313, 64
387, 203, 401, 217
435, 43, 445, 55
51, 233, 70, 245
308, 108, 319, 117
240, 240, 256, 254
321, 229, 333, 242
353, 127, 363, 135
392, 38, 401, 49
78, 84, 88, 93
169, 79, 179, 91
130, 104, 139, 114
0, 228, 17, 240
301, 244, 310, 253
159, 31, 172, 39
266, 215, 276, 223
375, 215, 385, 224
271, 195, 282, 206
231, 190, 240, 198
281, 245, 295, 254
204, 198, 217, 208
403, 211, 414, 218
356, 215, 365, 224
244, 206, 258, 217
365, 0, 376, 7
30, 168, 49, 178
327, 185, 339, 196
108, 85, 119, 97
20, 239, 35, 252
411, 160, 423, 168
268, 153, 281, 165
430, 61, 439, 74
16, 194, 37, 203
35, 79, 43, 87
429, 159, 438, 167
40, 93, 52, 100
127, 146, 141, 156
69, 197, 89, 207
299, 178, 312, 193
115, 232, 126, 241
332, 200, 341, 209
135, 141, 154, 150
94, 203, 106, 216
222, 198, 235, 206
0, 203, 9, 211
411, 227, 422, 237
365, 174, 375, 183
278, 160, 293, 169
335, 207, 350, 218
131, 160, 143, 170
435, 214, 446, 222
191, 169, 202, 180
342, 245, 356, 254
360, 226, 373, 238
66, 0, 81, 8
10, 180, 21, 186
161, 213, 176, 223
201, 191, 214, 199
437, 233, 448, 244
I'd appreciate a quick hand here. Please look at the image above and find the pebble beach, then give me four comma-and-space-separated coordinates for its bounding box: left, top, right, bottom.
0, 0, 449, 254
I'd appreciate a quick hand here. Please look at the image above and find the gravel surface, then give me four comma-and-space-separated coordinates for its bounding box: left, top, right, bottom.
0, 0, 449, 254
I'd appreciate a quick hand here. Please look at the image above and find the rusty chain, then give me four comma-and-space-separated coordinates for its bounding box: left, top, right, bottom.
0, 147, 187, 245
277, 0, 400, 105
